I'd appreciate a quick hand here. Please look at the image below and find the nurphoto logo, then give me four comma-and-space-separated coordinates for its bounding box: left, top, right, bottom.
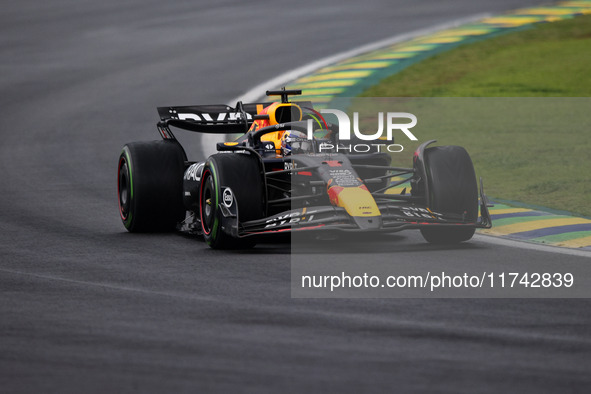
306, 109, 418, 153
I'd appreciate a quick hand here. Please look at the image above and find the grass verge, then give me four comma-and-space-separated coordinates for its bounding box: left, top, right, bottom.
360, 15, 591, 217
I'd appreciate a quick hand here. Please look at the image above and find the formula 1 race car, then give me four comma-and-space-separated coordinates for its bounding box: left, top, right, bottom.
117, 89, 492, 249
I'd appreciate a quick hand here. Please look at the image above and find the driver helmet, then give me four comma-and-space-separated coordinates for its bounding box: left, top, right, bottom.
281, 130, 313, 155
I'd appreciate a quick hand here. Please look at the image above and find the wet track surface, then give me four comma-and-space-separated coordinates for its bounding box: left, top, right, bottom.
1, 0, 590, 392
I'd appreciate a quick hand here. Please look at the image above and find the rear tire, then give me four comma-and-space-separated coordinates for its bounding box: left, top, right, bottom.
419, 145, 478, 244
118, 140, 185, 232
200, 153, 265, 249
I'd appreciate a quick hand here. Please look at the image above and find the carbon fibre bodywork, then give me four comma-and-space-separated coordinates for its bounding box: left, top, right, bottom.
201, 148, 492, 239
130, 89, 492, 246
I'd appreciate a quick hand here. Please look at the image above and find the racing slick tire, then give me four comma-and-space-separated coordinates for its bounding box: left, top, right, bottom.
118, 140, 186, 232
420, 145, 478, 244
199, 153, 265, 249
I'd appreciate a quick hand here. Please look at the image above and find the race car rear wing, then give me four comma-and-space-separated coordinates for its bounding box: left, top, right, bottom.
156, 99, 316, 140
156, 102, 268, 138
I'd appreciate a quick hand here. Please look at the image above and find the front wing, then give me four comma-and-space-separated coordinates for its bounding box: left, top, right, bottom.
237, 200, 492, 237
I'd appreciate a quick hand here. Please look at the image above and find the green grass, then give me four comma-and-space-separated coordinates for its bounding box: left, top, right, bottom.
360, 15, 591, 217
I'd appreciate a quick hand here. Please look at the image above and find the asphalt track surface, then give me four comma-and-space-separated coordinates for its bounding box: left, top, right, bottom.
1, 0, 590, 392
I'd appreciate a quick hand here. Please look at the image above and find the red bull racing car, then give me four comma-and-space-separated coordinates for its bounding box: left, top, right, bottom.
117, 89, 492, 249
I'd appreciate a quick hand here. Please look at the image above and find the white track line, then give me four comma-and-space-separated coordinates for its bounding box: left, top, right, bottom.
474, 234, 591, 257
228, 13, 491, 104
201, 13, 490, 156
203, 12, 591, 256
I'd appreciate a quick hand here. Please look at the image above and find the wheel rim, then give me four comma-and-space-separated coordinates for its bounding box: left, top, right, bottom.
118, 157, 130, 220
200, 169, 215, 235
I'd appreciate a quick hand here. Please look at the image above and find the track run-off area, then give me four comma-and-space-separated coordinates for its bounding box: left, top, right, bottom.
1, 1, 590, 392
255, 0, 591, 251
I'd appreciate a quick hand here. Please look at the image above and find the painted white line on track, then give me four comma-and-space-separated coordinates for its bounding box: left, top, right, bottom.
200, 13, 490, 157
229, 13, 491, 105
200, 12, 591, 256
473, 234, 591, 257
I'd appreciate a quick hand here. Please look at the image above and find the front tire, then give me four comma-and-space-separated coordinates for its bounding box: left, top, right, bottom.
200, 153, 265, 249
419, 145, 478, 244
118, 140, 186, 232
